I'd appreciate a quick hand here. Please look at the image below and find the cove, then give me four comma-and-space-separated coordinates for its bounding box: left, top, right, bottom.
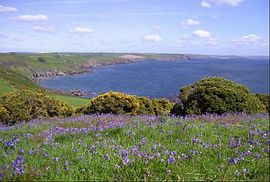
38, 58, 269, 98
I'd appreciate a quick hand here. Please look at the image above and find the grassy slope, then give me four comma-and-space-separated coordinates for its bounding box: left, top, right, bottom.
0, 65, 88, 107
0, 115, 269, 181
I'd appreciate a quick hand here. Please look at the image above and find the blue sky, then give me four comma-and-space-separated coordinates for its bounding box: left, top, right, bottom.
0, 0, 269, 55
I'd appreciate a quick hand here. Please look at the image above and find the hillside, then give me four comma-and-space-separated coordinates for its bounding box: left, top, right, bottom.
0, 52, 189, 106
0, 113, 269, 181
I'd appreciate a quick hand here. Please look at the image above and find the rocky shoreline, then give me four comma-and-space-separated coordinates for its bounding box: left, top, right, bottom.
31, 54, 190, 81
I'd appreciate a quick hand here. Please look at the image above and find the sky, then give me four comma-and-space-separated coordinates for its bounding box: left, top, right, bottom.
0, 0, 269, 55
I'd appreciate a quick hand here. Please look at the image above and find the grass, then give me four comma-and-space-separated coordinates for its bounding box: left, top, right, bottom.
0, 64, 88, 107
0, 114, 269, 181
49, 94, 89, 107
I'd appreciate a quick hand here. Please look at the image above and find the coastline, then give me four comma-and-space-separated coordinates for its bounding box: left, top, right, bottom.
32, 54, 190, 81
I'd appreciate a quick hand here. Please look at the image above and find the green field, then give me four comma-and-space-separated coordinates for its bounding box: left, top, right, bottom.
0, 114, 269, 181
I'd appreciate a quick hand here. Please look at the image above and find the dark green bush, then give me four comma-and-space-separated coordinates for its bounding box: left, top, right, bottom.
178, 77, 266, 115
171, 102, 184, 116
85, 91, 140, 115
256, 93, 269, 113
0, 89, 74, 124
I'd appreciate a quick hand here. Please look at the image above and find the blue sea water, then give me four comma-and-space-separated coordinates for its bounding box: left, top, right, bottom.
39, 59, 269, 98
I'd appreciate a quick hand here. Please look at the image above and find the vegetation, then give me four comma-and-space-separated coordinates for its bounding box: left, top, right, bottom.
0, 90, 74, 124
0, 113, 269, 181
85, 92, 172, 116
176, 77, 266, 115
86, 92, 140, 115
256, 93, 270, 113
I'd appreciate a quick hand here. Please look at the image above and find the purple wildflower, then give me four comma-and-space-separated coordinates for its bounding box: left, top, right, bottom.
18, 148, 24, 155
181, 153, 189, 160
167, 169, 172, 176
52, 157, 59, 163
229, 157, 240, 164
6, 141, 14, 148
11, 155, 25, 175
104, 154, 110, 161
121, 150, 129, 165
254, 153, 260, 159
167, 157, 176, 164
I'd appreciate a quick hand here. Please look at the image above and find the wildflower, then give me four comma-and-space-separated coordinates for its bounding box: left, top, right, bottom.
243, 150, 251, 156
64, 161, 69, 172
19, 148, 24, 155
167, 169, 172, 175
229, 157, 240, 164
234, 169, 240, 176
11, 155, 25, 175
254, 153, 260, 159
52, 157, 59, 163
6, 141, 14, 148
167, 157, 176, 164
104, 154, 110, 161
243, 168, 249, 174
121, 150, 129, 165
181, 153, 189, 160
192, 137, 201, 144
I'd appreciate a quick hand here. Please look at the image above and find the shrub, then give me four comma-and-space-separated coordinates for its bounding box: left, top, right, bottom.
178, 77, 266, 115
0, 89, 74, 124
85, 92, 173, 116
85, 92, 140, 115
38, 57, 46, 63
171, 103, 184, 116
256, 93, 269, 113
45, 98, 74, 117
0, 106, 10, 124
152, 98, 173, 115
137, 96, 155, 115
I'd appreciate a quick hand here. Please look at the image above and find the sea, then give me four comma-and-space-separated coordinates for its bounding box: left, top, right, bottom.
39, 58, 269, 98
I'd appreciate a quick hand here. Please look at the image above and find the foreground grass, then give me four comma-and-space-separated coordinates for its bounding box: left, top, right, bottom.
0, 113, 269, 181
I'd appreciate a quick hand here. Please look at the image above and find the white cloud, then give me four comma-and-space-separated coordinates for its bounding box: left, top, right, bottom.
201, 1, 211, 8
0, 5, 17, 13
193, 29, 211, 38
186, 18, 200, 26
213, 0, 242, 6
206, 38, 218, 45
16, 15, 48, 22
143, 34, 162, 42
74, 26, 93, 33
33, 26, 56, 33
231, 34, 264, 45
182, 18, 200, 29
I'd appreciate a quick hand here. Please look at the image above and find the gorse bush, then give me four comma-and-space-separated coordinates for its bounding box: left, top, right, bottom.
137, 96, 155, 115
152, 98, 173, 115
177, 77, 266, 115
85, 92, 173, 115
255, 93, 269, 113
86, 92, 140, 115
0, 89, 74, 124
0, 106, 10, 124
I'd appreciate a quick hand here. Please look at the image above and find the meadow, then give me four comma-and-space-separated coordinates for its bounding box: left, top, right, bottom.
0, 113, 269, 181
